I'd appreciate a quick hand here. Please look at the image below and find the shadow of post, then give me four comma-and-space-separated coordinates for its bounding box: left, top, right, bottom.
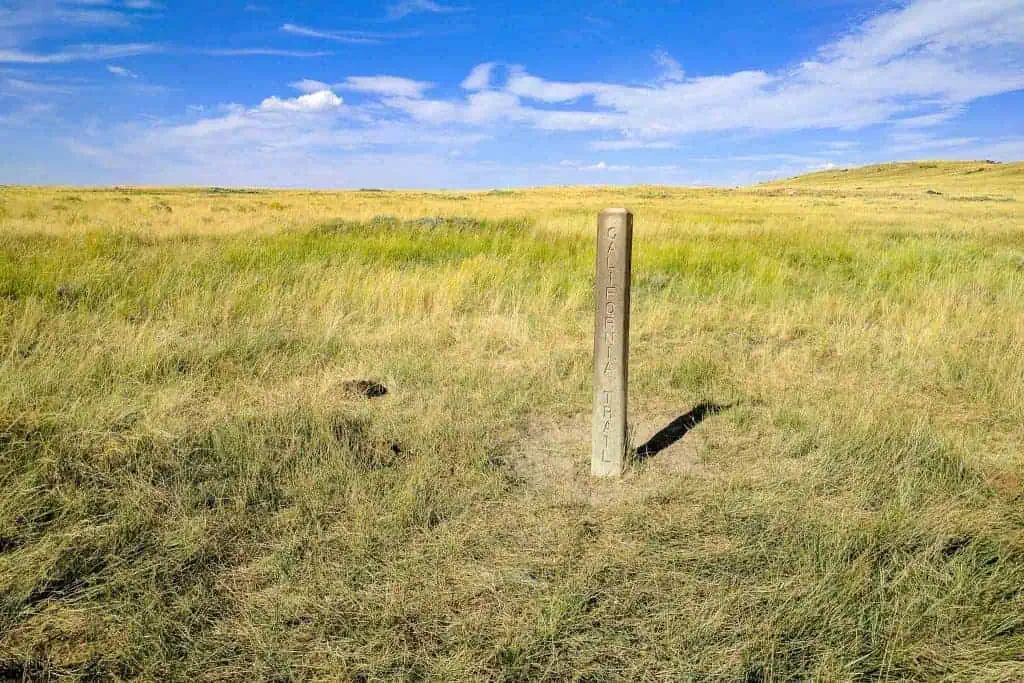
633, 402, 732, 462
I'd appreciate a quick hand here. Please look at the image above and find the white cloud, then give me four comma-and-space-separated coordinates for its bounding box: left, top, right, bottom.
280, 23, 417, 44
461, 62, 495, 91
76, 93, 494, 187
464, 90, 522, 123
378, 88, 527, 126
386, 0, 467, 20
504, 69, 604, 103
290, 78, 331, 94
560, 160, 627, 172
378, 95, 460, 125
589, 139, 679, 151
0, 5, 325, 63
259, 89, 343, 113
822, 0, 1024, 65
107, 64, 138, 78
652, 50, 685, 82
199, 48, 332, 57
339, 76, 433, 98
0, 2, 129, 31
727, 153, 834, 164
892, 106, 967, 128
0, 102, 55, 127
0, 43, 159, 63
1, 44, 331, 62
557, 159, 683, 173
1, 77, 74, 95
0, 0, 137, 49
886, 132, 979, 154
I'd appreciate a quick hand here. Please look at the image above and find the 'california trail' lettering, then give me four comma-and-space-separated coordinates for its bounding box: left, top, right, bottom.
592, 209, 632, 477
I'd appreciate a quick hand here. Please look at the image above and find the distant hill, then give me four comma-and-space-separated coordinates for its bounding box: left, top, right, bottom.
765, 161, 1024, 198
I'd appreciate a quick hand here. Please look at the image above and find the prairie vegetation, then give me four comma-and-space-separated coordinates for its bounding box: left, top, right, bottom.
1, 161, 1022, 680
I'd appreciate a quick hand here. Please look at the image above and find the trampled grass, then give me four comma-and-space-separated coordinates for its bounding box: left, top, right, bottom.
0, 161, 1022, 680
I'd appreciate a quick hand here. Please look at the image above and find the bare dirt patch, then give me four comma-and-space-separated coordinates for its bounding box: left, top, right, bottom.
515, 408, 721, 506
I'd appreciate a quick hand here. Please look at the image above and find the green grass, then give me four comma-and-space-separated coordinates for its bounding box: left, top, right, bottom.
1, 163, 1023, 680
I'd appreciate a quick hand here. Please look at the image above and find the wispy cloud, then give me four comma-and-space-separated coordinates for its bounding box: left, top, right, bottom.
292, 78, 434, 101
1, 77, 74, 95
558, 159, 682, 173
461, 62, 495, 91
0, 102, 56, 127
0, 0, 151, 47
0, 43, 330, 63
107, 64, 139, 78
0, 43, 160, 63
339, 76, 434, 98
198, 47, 333, 58
290, 79, 332, 94
280, 23, 419, 45
892, 106, 967, 128
886, 132, 980, 154
589, 139, 679, 151
652, 50, 685, 83
0, 3, 129, 32
385, 0, 468, 20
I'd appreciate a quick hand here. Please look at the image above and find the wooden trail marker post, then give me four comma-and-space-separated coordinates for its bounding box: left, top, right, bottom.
592, 208, 633, 477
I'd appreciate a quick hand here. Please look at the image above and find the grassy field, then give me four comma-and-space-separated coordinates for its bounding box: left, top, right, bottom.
1, 161, 1022, 680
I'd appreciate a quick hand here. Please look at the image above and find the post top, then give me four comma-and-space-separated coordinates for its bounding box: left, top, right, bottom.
600, 207, 632, 215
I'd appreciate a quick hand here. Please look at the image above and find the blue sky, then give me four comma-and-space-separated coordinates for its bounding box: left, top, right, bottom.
1, 0, 1022, 188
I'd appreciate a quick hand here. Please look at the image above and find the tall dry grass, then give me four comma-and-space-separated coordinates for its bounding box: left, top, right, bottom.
0, 162, 1022, 680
